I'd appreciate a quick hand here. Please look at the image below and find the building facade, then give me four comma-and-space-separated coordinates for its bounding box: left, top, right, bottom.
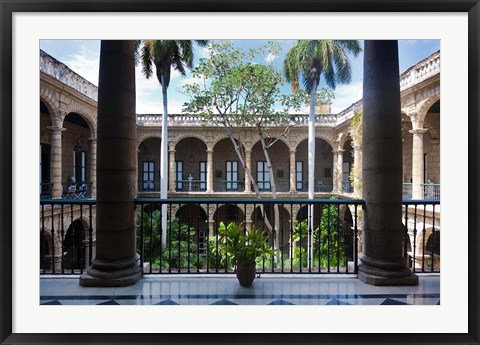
39, 48, 440, 273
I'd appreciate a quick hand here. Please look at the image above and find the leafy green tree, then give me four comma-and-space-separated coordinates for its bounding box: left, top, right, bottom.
183, 41, 302, 248
136, 210, 200, 270
135, 40, 208, 247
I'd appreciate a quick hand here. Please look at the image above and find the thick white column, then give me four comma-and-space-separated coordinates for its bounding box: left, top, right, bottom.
206, 149, 214, 193
47, 126, 66, 199
334, 149, 344, 193
168, 148, 176, 192
353, 143, 362, 197
289, 149, 296, 193
410, 128, 427, 199
88, 137, 97, 198
244, 149, 252, 192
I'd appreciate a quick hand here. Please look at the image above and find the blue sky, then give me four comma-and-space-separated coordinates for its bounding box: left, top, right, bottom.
40, 40, 439, 114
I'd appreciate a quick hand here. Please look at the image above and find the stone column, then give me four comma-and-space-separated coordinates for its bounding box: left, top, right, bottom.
88, 137, 97, 198
359, 40, 418, 286
80, 40, 141, 287
289, 150, 296, 193
410, 128, 427, 199
334, 149, 344, 193
244, 149, 252, 192
168, 148, 176, 192
353, 143, 362, 197
331, 150, 338, 193
206, 149, 214, 193
47, 126, 66, 198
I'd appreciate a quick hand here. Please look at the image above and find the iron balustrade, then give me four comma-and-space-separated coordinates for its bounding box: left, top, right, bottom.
402, 200, 441, 273
39, 198, 440, 276
134, 198, 364, 275
40, 199, 96, 275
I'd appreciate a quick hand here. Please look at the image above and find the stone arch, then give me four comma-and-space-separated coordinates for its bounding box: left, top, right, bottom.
213, 138, 245, 192
251, 204, 291, 253
416, 94, 440, 129
63, 218, 88, 270
213, 204, 246, 228
173, 134, 208, 149
61, 103, 97, 137
295, 138, 334, 192
251, 138, 290, 192
294, 133, 336, 151
40, 85, 62, 126
138, 137, 161, 191
137, 131, 162, 148
175, 137, 208, 191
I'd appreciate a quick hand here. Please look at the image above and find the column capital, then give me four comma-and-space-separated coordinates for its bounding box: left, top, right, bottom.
289, 149, 296, 154
332, 149, 345, 154
88, 137, 97, 142
206, 149, 214, 154
168, 148, 176, 153
409, 128, 428, 135
46, 126, 66, 134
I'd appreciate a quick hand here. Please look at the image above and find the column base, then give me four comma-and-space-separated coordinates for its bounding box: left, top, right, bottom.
79, 254, 142, 287
358, 254, 418, 286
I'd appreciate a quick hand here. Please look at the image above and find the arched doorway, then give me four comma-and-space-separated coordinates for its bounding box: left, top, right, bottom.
213, 138, 245, 192
138, 137, 161, 192
62, 113, 92, 195
175, 138, 207, 192
251, 139, 290, 192
63, 219, 86, 271
296, 138, 334, 192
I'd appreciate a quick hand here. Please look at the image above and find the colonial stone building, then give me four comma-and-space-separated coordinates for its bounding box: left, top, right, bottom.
39, 48, 440, 274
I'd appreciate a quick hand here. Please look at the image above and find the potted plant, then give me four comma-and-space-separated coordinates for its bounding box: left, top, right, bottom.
218, 222, 273, 287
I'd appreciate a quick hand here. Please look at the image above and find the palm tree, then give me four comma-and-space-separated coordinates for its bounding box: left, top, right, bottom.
284, 40, 361, 263
136, 40, 208, 247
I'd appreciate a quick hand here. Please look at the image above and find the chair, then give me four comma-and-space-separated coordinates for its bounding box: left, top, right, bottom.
64, 184, 77, 199
75, 184, 87, 199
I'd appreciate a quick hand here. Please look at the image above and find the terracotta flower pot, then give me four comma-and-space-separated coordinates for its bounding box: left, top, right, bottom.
236, 263, 256, 287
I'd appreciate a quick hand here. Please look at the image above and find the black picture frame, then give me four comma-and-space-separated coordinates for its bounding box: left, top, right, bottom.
1, 1, 479, 344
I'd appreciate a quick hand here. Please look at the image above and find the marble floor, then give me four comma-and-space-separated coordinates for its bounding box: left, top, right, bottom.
40, 274, 440, 305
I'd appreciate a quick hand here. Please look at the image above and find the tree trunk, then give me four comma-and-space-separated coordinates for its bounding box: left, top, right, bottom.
307, 78, 318, 265
160, 76, 169, 248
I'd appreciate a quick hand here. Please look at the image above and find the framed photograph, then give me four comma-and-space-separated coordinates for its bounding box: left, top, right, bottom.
1, 1, 479, 345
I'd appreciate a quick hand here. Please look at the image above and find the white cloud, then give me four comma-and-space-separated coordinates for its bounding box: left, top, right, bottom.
265, 53, 277, 63
62, 46, 99, 85
136, 98, 185, 114
330, 81, 363, 113
135, 65, 160, 97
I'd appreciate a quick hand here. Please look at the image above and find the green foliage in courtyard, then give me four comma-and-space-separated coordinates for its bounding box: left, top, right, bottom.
136, 210, 200, 270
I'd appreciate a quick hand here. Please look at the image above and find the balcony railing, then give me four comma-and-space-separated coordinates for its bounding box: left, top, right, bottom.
403, 200, 441, 273
134, 198, 363, 275
40, 199, 96, 274
39, 198, 440, 276
403, 183, 440, 200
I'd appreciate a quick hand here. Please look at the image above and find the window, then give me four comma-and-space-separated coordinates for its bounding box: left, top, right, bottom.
199, 161, 207, 191
175, 161, 183, 191
257, 161, 270, 191
142, 161, 155, 191
226, 161, 238, 191
74, 150, 87, 183
296, 161, 303, 191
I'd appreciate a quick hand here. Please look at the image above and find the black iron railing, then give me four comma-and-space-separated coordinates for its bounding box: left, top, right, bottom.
40, 199, 96, 275
134, 198, 363, 275
39, 198, 440, 275
402, 200, 441, 273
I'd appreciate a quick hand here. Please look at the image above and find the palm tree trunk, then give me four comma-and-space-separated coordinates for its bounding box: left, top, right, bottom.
307, 79, 318, 268
160, 79, 169, 248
